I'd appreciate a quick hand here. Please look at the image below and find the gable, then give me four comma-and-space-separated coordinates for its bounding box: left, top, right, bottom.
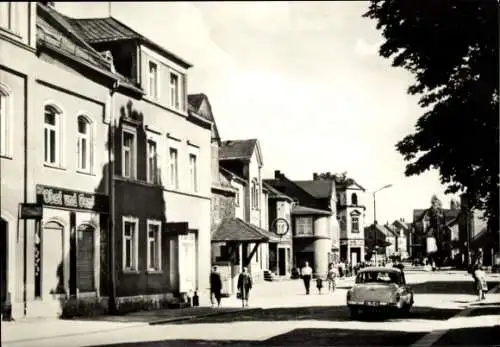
254, 139, 263, 167
349, 209, 362, 216
346, 183, 365, 191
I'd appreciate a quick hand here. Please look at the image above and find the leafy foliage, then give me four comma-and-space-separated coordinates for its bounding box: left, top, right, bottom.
364, 1, 499, 227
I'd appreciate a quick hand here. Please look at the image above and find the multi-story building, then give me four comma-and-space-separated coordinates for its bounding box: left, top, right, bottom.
309, 173, 366, 265
66, 16, 213, 304
383, 223, 398, 258
217, 139, 278, 282
263, 182, 294, 277
264, 170, 339, 277
0, 2, 139, 318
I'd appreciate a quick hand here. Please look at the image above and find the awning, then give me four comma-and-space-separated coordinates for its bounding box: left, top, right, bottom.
212, 218, 279, 242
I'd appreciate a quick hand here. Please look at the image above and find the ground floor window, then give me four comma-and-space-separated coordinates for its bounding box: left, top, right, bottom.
122, 217, 139, 271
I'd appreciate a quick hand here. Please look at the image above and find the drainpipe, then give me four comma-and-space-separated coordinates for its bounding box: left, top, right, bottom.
107, 79, 120, 314
23, 77, 29, 317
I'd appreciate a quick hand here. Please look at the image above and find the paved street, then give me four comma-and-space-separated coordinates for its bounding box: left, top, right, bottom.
2, 271, 499, 347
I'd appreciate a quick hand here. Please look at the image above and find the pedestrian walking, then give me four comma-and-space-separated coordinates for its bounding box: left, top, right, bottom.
210, 266, 223, 307
316, 276, 324, 294
237, 267, 253, 307
473, 266, 488, 301
327, 263, 337, 292
301, 261, 313, 295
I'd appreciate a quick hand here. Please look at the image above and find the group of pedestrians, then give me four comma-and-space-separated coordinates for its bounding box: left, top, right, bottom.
210, 266, 253, 308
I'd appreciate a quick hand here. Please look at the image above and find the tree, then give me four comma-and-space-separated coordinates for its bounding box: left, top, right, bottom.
364, 1, 499, 228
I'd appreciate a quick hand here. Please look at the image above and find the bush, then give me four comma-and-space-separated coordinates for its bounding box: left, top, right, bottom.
60, 298, 106, 319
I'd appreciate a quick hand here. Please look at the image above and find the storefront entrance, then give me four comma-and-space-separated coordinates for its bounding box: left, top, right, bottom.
179, 233, 197, 293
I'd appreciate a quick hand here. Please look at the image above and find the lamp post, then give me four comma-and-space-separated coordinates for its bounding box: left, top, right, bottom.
373, 184, 393, 266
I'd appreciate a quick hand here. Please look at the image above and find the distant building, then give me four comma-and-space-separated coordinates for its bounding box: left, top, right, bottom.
264, 171, 340, 277
391, 219, 411, 259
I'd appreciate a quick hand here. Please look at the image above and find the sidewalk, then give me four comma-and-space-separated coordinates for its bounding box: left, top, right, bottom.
411, 283, 500, 347
1, 277, 354, 345
1, 306, 253, 345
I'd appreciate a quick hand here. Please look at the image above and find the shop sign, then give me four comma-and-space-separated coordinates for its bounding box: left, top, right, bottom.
36, 185, 109, 213
348, 239, 364, 247
19, 203, 43, 219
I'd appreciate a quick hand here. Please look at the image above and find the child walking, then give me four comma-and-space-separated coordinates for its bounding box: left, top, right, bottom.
316, 277, 324, 294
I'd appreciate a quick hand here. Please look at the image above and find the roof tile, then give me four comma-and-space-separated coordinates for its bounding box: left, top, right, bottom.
293, 180, 333, 199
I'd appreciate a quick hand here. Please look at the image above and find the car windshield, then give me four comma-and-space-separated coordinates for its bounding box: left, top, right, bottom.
355, 271, 401, 284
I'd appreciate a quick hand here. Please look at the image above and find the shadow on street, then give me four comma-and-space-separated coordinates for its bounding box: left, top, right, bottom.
410, 281, 500, 295
168, 305, 461, 324
86, 324, 500, 347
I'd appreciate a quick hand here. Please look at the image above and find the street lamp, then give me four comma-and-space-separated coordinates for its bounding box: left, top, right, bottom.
373, 184, 393, 266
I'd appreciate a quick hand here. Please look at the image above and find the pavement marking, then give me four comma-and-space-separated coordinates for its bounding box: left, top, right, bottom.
409, 283, 500, 347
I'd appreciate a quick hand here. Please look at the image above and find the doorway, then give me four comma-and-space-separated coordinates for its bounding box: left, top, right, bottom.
278, 248, 286, 276
42, 221, 65, 297
350, 248, 361, 265
179, 234, 196, 293
77, 224, 95, 292
1, 218, 7, 310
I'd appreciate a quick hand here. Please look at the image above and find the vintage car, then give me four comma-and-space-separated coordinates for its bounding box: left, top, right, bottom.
346, 267, 414, 318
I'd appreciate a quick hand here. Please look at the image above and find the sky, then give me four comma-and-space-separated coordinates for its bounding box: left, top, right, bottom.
55, 1, 458, 224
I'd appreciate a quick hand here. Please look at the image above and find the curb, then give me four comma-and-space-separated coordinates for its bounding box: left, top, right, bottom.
410, 283, 500, 347
148, 307, 263, 325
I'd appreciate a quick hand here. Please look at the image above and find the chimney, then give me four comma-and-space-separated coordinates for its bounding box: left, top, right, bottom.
313, 172, 318, 180
274, 170, 281, 179
400, 218, 404, 222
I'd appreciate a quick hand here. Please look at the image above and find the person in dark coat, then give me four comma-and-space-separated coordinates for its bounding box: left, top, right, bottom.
237, 267, 253, 307
210, 266, 223, 307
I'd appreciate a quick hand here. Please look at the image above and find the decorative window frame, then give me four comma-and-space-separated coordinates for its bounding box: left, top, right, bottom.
167, 136, 180, 189
146, 58, 160, 101
0, 83, 13, 158
43, 101, 65, 169
188, 143, 199, 193
295, 216, 313, 236
122, 216, 139, 272
121, 124, 137, 179
146, 219, 162, 272
146, 129, 162, 185
76, 113, 95, 175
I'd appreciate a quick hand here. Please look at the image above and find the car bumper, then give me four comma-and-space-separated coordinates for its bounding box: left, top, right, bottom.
347, 301, 402, 308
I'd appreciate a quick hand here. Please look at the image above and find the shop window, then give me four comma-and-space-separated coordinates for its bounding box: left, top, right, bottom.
295, 217, 313, 236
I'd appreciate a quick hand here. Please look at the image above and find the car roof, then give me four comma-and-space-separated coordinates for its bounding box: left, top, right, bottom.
358, 266, 402, 274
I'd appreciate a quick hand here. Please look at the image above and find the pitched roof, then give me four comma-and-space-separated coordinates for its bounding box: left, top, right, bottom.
262, 182, 293, 201
65, 16, 192, 68
392, 219, 410, 230
365, 224, 389, 237
293, 180, 333, 199
292, 205, 332, 216
413, 208, 460, 223
219, 139, 257, 161
188, 93, 220, 142
212, 218, 280, 242
384, 224, 399, 237
37, 3, 142, 94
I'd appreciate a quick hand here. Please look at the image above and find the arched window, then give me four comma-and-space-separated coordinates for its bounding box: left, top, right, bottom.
351, 193, 358, 206
77, 115, 92, 172
44, 104, 62, 166
0, 84, 12, 157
